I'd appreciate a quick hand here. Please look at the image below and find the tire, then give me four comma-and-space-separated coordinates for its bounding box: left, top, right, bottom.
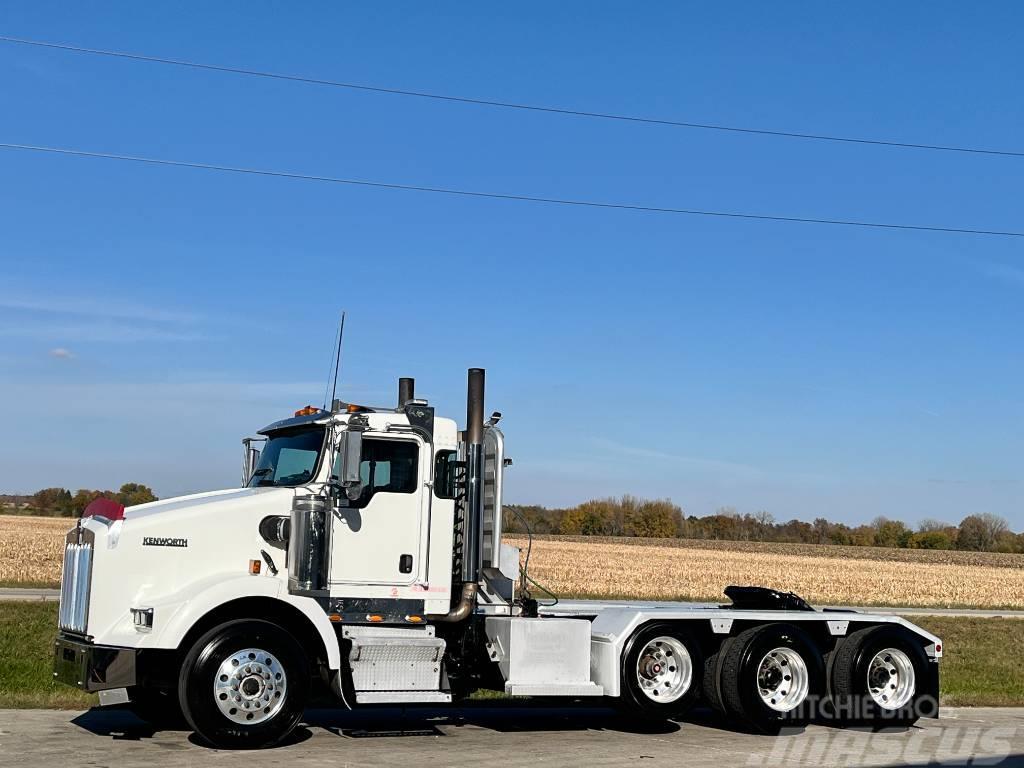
178, 619, 309, 749
619, 623, 703, 720
128, 686, 187, 729
701, 637, 733, 717
829, 625, 931, 728
718, 623, 824, 733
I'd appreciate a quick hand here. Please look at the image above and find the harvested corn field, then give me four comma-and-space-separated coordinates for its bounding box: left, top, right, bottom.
506, 536, 1024, 609
4, 515, 1024, 608
0, 516, 70, 586
535, 534, 1024, 569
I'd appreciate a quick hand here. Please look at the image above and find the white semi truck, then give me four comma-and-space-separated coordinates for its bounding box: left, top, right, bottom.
54, 369, 941, 748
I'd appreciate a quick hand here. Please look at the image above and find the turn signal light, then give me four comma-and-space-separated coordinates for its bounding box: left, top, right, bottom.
294, 405, 320, 417
367, 614, 384, 623
405, 615, 424, 623
328, 614, 343, 623
249, 559, 261, 575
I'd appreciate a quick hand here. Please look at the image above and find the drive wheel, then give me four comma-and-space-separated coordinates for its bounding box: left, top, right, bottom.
719, 623, 824, 732
830, 625, 930, 728
178, 619, 308, 749
620, 623, 702, 719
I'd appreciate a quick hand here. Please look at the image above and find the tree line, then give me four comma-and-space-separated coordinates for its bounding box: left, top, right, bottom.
6, 485, 1021, 554
2, 484, 159, 517
503, 497, 1024, 554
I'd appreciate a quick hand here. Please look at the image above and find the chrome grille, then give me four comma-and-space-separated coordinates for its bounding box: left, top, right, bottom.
58, 535, 93, 634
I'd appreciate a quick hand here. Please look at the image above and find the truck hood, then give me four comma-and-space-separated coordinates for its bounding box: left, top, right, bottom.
79, 485, 300, 645
125, 486, 296, 521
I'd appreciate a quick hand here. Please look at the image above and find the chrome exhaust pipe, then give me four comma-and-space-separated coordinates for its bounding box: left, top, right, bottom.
427, 582, 478, 623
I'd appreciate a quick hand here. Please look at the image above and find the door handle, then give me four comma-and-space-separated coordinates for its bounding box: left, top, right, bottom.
399, 554, 413, 574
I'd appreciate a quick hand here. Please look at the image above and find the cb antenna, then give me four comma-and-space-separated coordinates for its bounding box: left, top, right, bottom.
322, 311, 346, 410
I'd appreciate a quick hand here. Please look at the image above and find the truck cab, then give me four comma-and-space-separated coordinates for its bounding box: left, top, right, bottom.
247, 403, 463, 617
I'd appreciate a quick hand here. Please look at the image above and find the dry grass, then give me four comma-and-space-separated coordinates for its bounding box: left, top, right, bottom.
0, 515, 71, 587
508, 536, 1024, 609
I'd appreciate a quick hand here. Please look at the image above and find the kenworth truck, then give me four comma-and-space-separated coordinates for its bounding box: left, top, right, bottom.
54, 369, 941, 748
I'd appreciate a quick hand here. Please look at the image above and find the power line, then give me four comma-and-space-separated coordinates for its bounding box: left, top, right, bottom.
2, 34, 1021, 160
2, 141, 1021, 237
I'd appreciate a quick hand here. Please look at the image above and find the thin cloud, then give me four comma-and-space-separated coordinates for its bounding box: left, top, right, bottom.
0, 323, 207, 343
979, 262, 1024, 287
795, 382, 943, 420
49, 347, 74, 359
0, 377, 328, 415
0, 291, 206, 343
0, 295, 200, 325
592, 437, 832, 485
593, 437, 770, 478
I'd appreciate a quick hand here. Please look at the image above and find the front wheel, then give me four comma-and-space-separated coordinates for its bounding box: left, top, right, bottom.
178, 619, 309, 749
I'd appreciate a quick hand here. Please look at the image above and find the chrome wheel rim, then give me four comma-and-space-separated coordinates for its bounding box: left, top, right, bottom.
213, 647, 287, 725
635, 636, 692, 703
756, 647, 809, 713
867, 647, 916, 710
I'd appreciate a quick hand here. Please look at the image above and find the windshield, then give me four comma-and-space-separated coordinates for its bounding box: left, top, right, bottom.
248, 426, 326, 487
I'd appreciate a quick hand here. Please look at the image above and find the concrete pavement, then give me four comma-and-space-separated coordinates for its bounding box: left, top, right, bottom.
0, 705, 1021, 768
0, 588, 59, 601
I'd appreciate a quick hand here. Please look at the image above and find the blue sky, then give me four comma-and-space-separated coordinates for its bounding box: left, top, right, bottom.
1, 3, 1021, 528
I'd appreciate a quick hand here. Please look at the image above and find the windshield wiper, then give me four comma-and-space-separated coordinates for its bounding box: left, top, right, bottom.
277, 470, 312, 485
250, 467, 277, 487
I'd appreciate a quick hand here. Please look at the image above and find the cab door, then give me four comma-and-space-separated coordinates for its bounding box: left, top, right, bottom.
328, 434, 428, 586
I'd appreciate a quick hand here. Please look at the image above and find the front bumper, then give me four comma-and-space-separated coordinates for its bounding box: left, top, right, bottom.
53, 633, 137, 692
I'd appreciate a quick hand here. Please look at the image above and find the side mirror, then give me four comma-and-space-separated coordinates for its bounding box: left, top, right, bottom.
334, 430, 363, 499
242, 438, 265, 486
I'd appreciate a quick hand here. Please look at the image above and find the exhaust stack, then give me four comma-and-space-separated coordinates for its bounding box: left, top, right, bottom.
462, 368, 485, 584
398, 377, 415, 407
429, 367, 485, 622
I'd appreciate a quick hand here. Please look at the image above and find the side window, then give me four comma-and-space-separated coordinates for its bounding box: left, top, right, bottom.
346, 439, 418, 508
434, 450, 459, 499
